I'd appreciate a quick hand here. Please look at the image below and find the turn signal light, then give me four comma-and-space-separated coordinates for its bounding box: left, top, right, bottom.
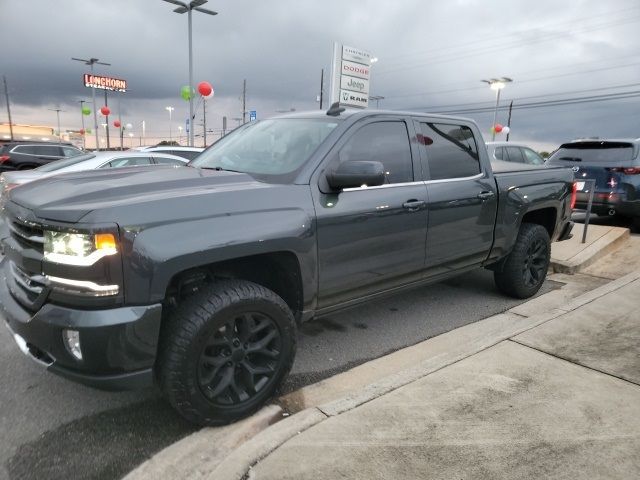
570, 182, 577, 210
95, 233, 116, 251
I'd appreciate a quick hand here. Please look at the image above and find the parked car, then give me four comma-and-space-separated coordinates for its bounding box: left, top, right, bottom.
0, 142, 84, 171
0, 107, 574, 426
546, 138, 640, 226
131, 145, 204, 160
486, 141, 546, 166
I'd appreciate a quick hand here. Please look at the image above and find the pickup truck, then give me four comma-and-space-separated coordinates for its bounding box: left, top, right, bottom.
0, 107, 575, 425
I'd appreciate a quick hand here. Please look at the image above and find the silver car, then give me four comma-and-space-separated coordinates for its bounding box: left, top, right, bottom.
486, 141, 546, 166
0, 151, 187, 193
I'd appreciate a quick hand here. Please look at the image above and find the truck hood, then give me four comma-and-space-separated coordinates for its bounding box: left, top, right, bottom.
8, 166, 266, 223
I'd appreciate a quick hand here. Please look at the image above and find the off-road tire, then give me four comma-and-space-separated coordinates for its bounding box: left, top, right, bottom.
157, 279, 296, 426
494, 223, 551, 299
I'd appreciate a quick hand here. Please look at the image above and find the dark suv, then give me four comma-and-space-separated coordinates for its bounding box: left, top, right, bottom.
0, 142, 84, 171
547, 139, 640, 225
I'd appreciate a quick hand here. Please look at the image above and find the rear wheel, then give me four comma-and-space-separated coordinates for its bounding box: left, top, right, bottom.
158, 279, 296, 426
494, 223, 551, 299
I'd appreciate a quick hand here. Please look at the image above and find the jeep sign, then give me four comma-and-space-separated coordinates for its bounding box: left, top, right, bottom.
340, 75, 370, 95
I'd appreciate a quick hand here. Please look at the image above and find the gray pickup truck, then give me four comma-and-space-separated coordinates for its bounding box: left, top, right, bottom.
0, 107, 574, 425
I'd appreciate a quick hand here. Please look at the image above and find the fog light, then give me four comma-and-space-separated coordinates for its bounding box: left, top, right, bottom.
63, 329, 82, 360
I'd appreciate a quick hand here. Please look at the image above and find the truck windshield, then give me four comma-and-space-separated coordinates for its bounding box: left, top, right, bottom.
190, 118, 339, 181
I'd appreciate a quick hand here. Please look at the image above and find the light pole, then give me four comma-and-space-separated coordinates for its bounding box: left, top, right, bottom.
48, 108, 64, 143
369, 95, 384, 108
481, 77, 512, 141
72, 57, 111, 151
166, 106, 174, 142
162, 0, 218, 147
78, 100, 87, 149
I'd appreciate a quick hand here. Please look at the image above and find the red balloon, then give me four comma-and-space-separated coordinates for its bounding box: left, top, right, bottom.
113, 120, 121, 128
100, 106, 111, 116
494, 124, 503, 133
197, 81, 213, 97
79, 128, 85, 135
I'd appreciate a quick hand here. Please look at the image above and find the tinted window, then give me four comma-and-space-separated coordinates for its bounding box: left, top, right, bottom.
154, 156, 185, 165
104, 157, 153, 168
522, 148, 545, 165
337, 121, 413, 184
493, 146, 505, 160
62, 146, 82, 157
168, 150, 199, 160
33, 145, 62, 156
420, 123, 480, 180
548, 142, 635, 165
505, 146, 525, 163
36, 153, 96, 172
13, 145, 37, 154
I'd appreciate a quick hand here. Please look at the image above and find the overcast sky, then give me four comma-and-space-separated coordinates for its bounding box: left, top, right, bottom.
1, 0, 639, 150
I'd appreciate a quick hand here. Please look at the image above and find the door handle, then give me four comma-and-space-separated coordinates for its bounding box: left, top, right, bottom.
477, 191, 495, 200
402, 199, 426, 211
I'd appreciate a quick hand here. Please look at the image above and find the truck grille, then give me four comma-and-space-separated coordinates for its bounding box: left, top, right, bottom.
7, 261, 47, 311
8, 218, 44, 252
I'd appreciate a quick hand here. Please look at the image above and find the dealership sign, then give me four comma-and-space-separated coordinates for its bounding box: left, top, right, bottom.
83, 74, 127, 92
330, 43, 372, 109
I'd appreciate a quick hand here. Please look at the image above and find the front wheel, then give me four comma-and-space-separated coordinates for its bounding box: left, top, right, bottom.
157, 279, 297, 426
494, 223, 551, 299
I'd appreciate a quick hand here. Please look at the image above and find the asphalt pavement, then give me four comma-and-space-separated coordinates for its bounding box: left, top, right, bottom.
1, 267, 562, 480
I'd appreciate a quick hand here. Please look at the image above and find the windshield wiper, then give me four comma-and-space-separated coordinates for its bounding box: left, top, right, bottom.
197, 166, 241, 173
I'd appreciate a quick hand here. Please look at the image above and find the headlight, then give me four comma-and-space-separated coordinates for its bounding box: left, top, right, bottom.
44, 231, 117, 266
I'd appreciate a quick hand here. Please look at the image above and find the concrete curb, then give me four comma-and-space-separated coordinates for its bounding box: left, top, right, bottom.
219, 269, 640, 479
551, 226, 629, 274
122, 405, 283, 480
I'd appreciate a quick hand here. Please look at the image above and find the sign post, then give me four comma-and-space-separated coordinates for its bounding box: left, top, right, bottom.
249, 110, 257, 122
329, 44, 372, 109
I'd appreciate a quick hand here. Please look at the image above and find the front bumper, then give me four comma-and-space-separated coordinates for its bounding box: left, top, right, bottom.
0, 257, 163, 390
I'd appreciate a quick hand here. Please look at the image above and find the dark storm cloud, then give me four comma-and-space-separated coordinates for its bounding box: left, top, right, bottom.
1, 0, 639, 147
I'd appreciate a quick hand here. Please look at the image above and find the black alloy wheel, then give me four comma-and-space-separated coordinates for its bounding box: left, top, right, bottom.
494, 222, 551, 299
158, 279, 296, 426
197, 312, 283, 406
522, 238, 548, 287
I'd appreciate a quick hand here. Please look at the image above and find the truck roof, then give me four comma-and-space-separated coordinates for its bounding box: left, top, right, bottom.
274, 108, 475, 124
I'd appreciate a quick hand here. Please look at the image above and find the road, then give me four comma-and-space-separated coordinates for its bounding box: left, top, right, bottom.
0, 211, 627, 480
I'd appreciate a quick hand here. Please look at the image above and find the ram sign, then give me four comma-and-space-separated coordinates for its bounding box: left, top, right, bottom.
330, 43, 372, 109
83, 74, 127, 92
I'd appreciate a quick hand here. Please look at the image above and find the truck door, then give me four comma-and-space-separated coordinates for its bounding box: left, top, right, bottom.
314, 119, 428, 308
416, 121, 497, 275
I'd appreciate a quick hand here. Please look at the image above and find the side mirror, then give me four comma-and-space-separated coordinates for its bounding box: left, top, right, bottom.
326, 160, 385, 190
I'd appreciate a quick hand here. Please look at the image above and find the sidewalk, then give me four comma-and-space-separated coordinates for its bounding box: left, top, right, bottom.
218, 270, 640, 479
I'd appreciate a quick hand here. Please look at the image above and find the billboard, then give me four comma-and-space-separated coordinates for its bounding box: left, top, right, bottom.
83, 74, 127, 92
330, 44, 371, 109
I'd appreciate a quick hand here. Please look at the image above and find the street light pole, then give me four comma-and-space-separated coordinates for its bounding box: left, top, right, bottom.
48, 108, 63, 143
2, 76, 14, 141
78, 100, 87, 149
166, 106, 174, 142
481, 77, 512, 141
72, 57, 111, 151
161, 0, 218, 147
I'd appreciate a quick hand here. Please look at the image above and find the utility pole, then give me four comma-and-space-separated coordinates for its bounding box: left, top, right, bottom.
48, 108, 64, 144
319, 69, 324, 109
242, 79, 247, 125
506, 100, 513, 142
78, 100, 87, 149
3, 76, 14, 141
203, 99, 207, 147
104, 90, 111, 149
222, 116, 227, 137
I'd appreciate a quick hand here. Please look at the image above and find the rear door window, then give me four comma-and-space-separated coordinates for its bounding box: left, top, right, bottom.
62, 146, 82, 157
12, 145, 37, 155
33, 145, 62, 157
505, 146, 525, 163
493, 146, 505, 160
522, 148, 545, 165
419, 123, 480, 180
103, 156, 153, 168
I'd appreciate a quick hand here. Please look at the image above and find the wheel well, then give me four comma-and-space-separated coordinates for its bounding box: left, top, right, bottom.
165, 252, 304, 316
521, 207, 557, 238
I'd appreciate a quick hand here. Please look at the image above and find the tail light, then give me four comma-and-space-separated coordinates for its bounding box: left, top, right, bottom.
607, 167, 640, 175
0, 155, 10, 163
570, 181, 577, 210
